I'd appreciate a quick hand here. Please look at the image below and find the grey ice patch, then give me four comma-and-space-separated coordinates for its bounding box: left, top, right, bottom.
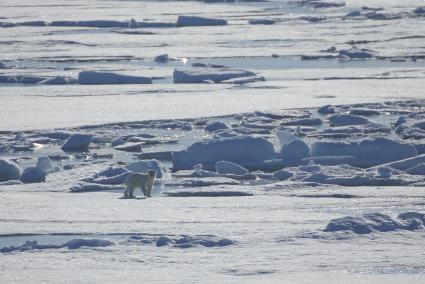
1, 238, 113, 253
324, 212, 425, 234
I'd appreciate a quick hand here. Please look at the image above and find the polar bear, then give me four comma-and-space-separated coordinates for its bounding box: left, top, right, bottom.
123, 170, 157, 198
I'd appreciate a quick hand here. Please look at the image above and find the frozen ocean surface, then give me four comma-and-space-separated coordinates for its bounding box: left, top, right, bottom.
1, 0, 425, 283
0, 0, 424, 130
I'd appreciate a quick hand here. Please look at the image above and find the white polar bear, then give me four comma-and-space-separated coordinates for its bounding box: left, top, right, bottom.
123, 170, 157, 198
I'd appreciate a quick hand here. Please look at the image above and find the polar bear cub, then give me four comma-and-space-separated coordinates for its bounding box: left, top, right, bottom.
124, 170, 157, 198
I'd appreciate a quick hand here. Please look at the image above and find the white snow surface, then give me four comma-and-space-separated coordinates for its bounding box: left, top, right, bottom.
2, 165, 425, 283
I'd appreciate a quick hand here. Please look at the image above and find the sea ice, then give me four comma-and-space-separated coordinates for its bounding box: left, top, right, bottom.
164, 187, 252, 197
324, 212, 425, 234
78, 71, 152, 85
114, 142, 142, 152
82, 172, 130, 185
278, 139, 310, 164
406, 163, 425, 175
299, 16, 327, 23
281, 118, 322, 126
176, 16, 227, 27
357, 137, 417, 165
276, 129, 297, 146
381, 154, 425, 171
126, 159, 163, 178
0, 159, 22, 182
205, 121, 228, 132
339, 48, 376, 59
172, 136, 276, 170
348, 109, 380, 116
344, 11, 362, 18
0, 239, 113, 253
220, 75, 265, 84
61, 134, 93, 152
311, 141, 359, 157
165, 177, 239, 187
154, 54, 173, 63
215, 160, 249, 175
272, 169, 293, 181
70, 183, 122, 192
317, 104, 335, 114
311, 138, 417, 167
248, 19, 276, 25
39, 76, 75, 85
51, 20, 129, 28
32, 131, 72, 140
328, 114, 370, 126
65, 239, 114, 249
20, 167, 46, 183
18, 76, 48, 84
375, 166, 393, 178
173, 67, 256, 83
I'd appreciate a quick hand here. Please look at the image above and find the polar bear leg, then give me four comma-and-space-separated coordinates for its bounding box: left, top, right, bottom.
146, 184, 152, 197
141, 185, 148, 197
124, 185, 135, 198
129, 186, 136, 198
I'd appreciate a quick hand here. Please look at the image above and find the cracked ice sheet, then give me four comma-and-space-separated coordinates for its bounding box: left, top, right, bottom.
0, 0, 424, 59
0, 68, 423, 131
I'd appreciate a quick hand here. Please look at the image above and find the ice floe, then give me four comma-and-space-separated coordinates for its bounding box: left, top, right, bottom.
324, 212, 425, 234
0, 61, 8, 69
20, 167, 46, 183
278, 139, 310, 164
205, 121, 229, 132
38, 76, 75, 85
215, 160, 249, 175
173, 67, 258, 83
61, 134, 93, 152
248, 19, 276, 25
339, 48, 376, 59
272, 169, 293, 181
78, 71, 152, 85
0, 159, 22, 182
154, 234, 236, 248
172, 136, 276, 170
114, 142, 142, 152
1, 239, 113, 253
176, 16, 227, 27
328, 114, 370, 126
310, 137, 417, 167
